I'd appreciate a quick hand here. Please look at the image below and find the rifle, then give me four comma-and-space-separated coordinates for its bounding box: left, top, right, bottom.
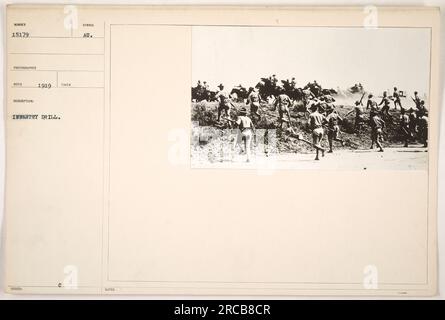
401, 126, 411, 136
358, 92, 366, 106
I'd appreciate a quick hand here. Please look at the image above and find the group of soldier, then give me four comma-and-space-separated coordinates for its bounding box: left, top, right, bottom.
202, 80, 429, 162
344, 88, 428, 149
196, 80, 210, 91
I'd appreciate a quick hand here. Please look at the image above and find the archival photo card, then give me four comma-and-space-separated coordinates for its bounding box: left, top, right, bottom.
3, 5, 440, 296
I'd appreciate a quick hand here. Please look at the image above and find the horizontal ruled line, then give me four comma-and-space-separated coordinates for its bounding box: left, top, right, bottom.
9, 52, 104, 56
58, 87, 104, 89
11, 86, 104, 89
11, 69, 104, 72
23, 36, 105, 39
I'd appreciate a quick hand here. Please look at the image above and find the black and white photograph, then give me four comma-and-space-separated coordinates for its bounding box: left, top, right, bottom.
191, 26, 430, 170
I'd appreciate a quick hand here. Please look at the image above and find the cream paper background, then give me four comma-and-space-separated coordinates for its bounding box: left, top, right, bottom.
2, 5, 441, 296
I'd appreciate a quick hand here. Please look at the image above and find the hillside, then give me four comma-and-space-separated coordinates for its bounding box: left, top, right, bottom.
191, 94, 415, 155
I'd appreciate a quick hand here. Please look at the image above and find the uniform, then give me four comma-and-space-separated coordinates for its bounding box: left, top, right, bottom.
309, 109, 326, 160
370, 115, 385, 151
367, 99, 379, 115
274, 94, 292, 127
247, 91, 261, 117
302, 89, 315, 109
309, 111, 325, 145
413, 95, 421, 109
418, 115, 428, 147
393, 90, 402, 109
353, 104, 365, 132
416, 104, 427, 144
408, 111, 417, 136
326, 110, 344, 153
215, 89, 231, 121
379, 96, 391, 117
271, 76, 278, 86
235, 114, 255, 162
326, 111, 342, 140
400, 112, 410, 147
416, 104, 427, 119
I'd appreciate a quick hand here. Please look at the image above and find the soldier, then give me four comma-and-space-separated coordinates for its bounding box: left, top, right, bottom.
378, 91, 391, 118
196, 80, 207, 101
418, 109, 428, 147
215, 84, 233, 122
412, 91, 421, 109
308, 103, 326, 160
325, 104, 344, 153
366, 94, 379, 115
370, 112, 385, 152
233, 107, 256, 162
320, 94, 335, 103
345, 94, 365, 133
273, 91, 292, 130
407, 107, 417, 138
270, 74, 278, 86
393, 87, 402, 110
303, 80, 319, 96
416, 100, 427, 118
312, 80, 322, 96
399, 108, 410, 147
246, 87, 262, 120
290, 77, 297, 88
302, 88, 315, 109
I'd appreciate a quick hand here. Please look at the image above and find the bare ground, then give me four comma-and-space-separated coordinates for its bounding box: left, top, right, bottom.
192, 145, 427, 171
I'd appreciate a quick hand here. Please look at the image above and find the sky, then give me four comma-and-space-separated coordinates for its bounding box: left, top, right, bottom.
192, 26, 431, 97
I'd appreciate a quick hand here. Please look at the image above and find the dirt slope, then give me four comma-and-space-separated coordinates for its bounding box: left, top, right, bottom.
191, 94, 415, 155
